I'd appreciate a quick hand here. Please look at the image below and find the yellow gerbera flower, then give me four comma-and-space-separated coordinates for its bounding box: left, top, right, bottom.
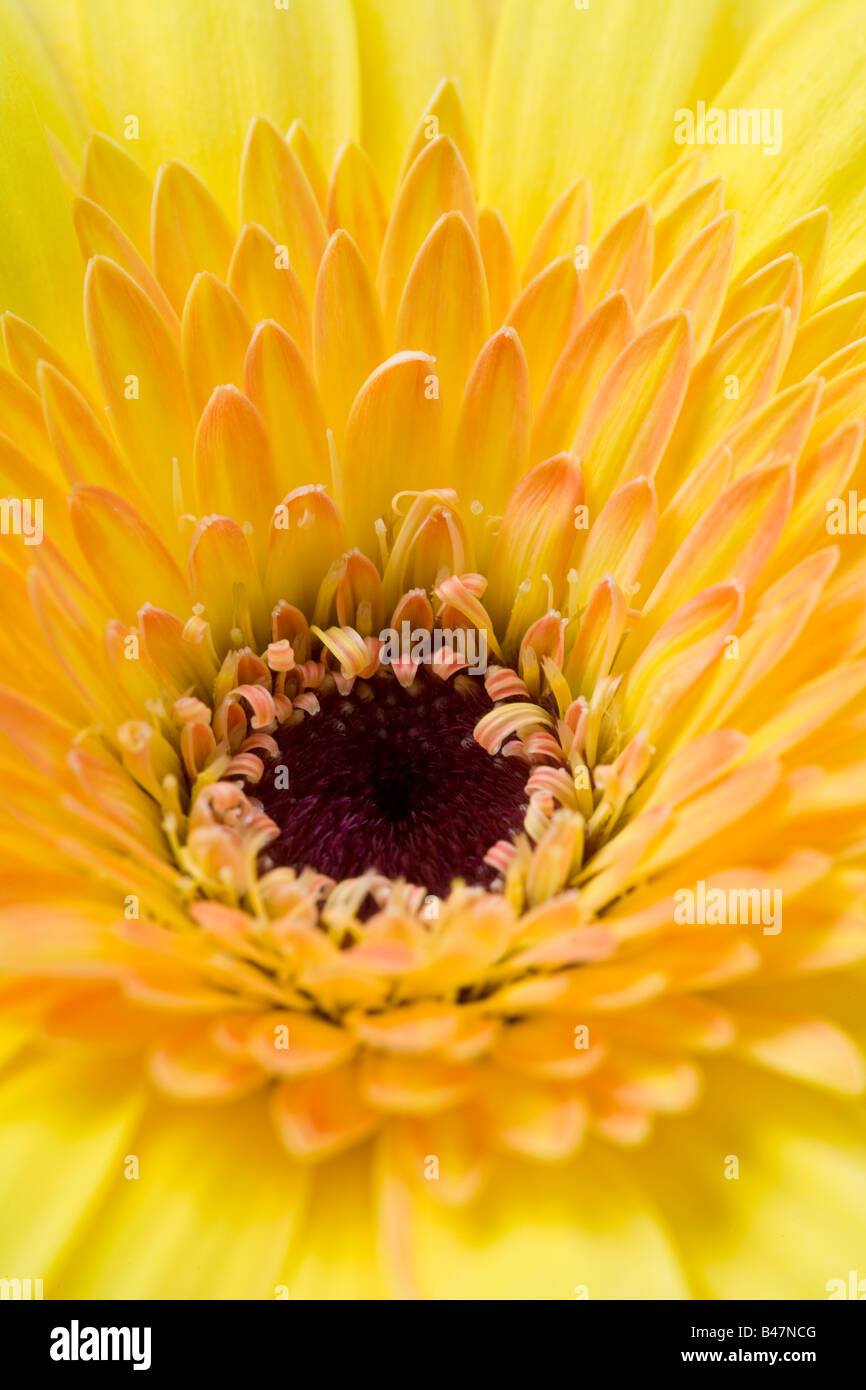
1, 0, 865, 1301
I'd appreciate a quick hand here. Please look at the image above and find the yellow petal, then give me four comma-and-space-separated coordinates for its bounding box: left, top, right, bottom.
478, 206, 519, 328
706, 0, 866, 297
69, 485, 189, 623
39, 0, 360, 215
522, 178, 591, 287
286, 117, 329, 213
182, 271, 251, 416
574, 312, 692, 510
505, 256, 581, 409
584, 201, 654, 312
395, 210, 490, 436
657, 305, 789, 496
452, 326, 530, 519
244, 319, 331, 493
485, 453, 584, 636
377, 134, 477, 334
193, 386, 279, 562
264, 485, 345, 615
0, 1055, 144, 1280
82, 133, 153, 261
0, 42, 84, 360
640, 460, 793, 642
239, 115, 328, 300
84, 255, 194, 516
188, 515, 268, 652
482, 0, 753, 253
227, 222, 312, 358
623, 583, 745, 734
397, 76, 478, 190
341, 351, 441, 549
637, 211, 737, 359
353, 5, 493, 198
56, 1093, 308, 1297
73, 195, 178, 336
313, 229, 385, 445
152, 160, 236, 314
574, 476, 657, 610
532, 292, 634, 465
325, 140, 389, 276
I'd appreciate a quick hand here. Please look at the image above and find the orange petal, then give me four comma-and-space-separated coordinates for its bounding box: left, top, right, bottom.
270, 1064, 378, 1160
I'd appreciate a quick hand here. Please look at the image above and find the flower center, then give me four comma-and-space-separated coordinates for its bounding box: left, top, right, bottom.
254, 672, 529, 895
